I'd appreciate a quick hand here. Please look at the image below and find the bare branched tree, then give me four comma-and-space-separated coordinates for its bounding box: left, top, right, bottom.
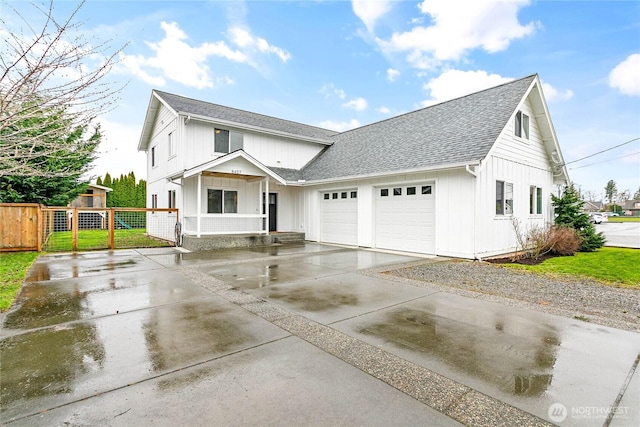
0, 0, 126, 178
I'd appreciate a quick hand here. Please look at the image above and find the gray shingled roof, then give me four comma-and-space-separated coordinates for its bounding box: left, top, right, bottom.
300, 75, 536, 181
154, 90, 338, 142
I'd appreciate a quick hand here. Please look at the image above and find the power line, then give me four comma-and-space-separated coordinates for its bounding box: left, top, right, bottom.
562, 137, 640, 166
569, 150, 640, 170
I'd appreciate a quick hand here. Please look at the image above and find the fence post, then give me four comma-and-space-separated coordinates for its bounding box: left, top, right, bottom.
37, 205, 43, 252
109, 208, 115, 250
71, 208, 78, 251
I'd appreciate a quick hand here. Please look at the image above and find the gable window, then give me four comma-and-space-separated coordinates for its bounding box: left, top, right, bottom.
515, 111, 529, 140
530, 186, 543, 215
168, 132, 176, 157
214, 128, 244, 153
496, 181, 513, 215
207, 189, 237, 213
151, 146, 156, 167
168, 190, 176, 209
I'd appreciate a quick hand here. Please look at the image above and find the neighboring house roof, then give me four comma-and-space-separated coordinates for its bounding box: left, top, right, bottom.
138, 91, 338, 150
583, 201, 603, 211
87, 184, 113, 192
624, 200, 640, 210
301, 75, 541, 181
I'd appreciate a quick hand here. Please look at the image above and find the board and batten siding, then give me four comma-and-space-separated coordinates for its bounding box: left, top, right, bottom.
183, 120, 325, 171
474, 96, 556, 258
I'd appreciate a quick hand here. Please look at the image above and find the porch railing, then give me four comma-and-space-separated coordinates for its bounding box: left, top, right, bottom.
183, 214, 267, 236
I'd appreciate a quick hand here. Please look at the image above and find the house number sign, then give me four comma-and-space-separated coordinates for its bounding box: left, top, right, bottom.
231, 170, 242, 174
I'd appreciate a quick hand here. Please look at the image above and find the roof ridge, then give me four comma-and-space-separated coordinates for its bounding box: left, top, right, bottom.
153, 89, 338, 135
331, 74, 537, 138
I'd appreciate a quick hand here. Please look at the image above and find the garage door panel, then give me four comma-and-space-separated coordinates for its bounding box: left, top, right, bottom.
375, 184, 435, 254
320, 191, 358, 246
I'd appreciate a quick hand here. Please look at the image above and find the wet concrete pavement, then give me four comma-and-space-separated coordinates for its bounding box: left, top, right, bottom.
1, 244, 638, 426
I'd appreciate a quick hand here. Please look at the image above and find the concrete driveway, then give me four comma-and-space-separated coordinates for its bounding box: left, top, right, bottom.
1, 244, 638, 426
596, 222, 640, 248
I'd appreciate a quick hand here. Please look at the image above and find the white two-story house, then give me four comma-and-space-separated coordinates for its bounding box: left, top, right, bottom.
138, 74, 569, 259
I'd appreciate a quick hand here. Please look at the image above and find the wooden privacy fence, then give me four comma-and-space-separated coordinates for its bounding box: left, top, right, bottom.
1, 203, 179, 252
0, 203, 42, 251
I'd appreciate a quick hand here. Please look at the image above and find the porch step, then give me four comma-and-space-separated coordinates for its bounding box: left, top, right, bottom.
272, 232, 305, 245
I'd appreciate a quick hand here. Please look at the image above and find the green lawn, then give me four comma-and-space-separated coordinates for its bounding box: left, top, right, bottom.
44, 228, 171, 251
506, 247, 640, 288
608, 217, 640, 223
0, 252, 39, 311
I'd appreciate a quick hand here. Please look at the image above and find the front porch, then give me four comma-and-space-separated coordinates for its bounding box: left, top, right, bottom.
181, 231, 305, 251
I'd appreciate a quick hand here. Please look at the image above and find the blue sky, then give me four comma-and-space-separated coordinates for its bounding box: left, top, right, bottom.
4, 0, 640, 200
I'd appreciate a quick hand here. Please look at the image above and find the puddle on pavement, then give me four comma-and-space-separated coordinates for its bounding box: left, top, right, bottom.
26, 258, 140, 282
0, 323, 105, 407
266, 286, 359, 312
358, 307, 560, 397
1, 301, 257, 416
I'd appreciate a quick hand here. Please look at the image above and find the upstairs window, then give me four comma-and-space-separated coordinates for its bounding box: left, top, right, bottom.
168, 132, 176, 157
151, 146, 156, 167
515, 111, 529, 139
214, 128, 244, 153
496, 181, 513, 215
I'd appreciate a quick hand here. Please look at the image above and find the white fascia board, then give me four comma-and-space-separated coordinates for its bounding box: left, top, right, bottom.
298, 161, 481, 186
178, 112, 333, 146
137, 91, 179, 151
183, 151, 287, 185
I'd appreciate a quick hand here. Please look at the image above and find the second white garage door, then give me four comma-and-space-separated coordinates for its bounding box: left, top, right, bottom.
320, 190, 358, 246
375, 184, 435, 254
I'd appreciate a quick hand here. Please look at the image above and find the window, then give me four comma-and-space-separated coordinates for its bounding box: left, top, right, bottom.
381, 189, 389, 197
151, 194, 158, 209
515, 111, 529, 139
350, 191, 357, 198
324, 194, 330, 200
393, 188, 402, 196
168, 132, 176, 157
214, 128, 244, 153
207, 189, 237, 213
496, 181, 513, 215
341, 192, 347, 199
407, 187, 416, 195
421, 185, 432, 195
168, 190, 176, 208
332, 193, 338, 199
151, 146, 156, 167
530, 186, 543, 215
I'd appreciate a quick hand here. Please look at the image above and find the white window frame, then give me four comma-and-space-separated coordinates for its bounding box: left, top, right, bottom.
529, 186, 543, 215
151, 146, 156, 167
214, 128, 244, 154
168, 190, 176, 209
168, 132, 176, 158
496, 181, 513, 216
515, 111, 529, 140
207, 189, 238, 213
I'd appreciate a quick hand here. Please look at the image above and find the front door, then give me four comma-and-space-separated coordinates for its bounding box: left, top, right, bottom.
263, 193, 277, 232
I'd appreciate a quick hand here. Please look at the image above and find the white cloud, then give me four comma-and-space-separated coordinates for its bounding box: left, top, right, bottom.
387, 68, 400, 82
541, 81, 574, 102
320, 83, 347, 99
609, 53, 640, 96
422, 69, 512, 105
228, 27, 291, 62
352, 0, 394, 33
377, 0, 537, 69
377, 106, 391, 114
91, 118, 147, 179
342, 97, 368, 111
319, 119, 361, 132
120, 21, 289, 89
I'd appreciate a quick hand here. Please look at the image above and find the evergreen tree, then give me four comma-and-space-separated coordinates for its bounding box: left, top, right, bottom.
552, 184, 605, 252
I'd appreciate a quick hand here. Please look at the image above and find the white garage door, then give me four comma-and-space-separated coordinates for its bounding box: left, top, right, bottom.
320, 190, 358, 246
375, 184, 435, 254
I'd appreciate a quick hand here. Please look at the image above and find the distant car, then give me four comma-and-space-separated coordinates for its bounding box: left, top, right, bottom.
589, 213, 607, 224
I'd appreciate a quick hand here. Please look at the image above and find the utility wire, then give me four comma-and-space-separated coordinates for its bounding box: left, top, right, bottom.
562, 137, 640, 166
569, 150, 640, 170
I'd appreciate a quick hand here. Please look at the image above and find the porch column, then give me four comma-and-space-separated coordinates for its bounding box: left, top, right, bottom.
265, 178, 269, 235
196, 172, 202, 238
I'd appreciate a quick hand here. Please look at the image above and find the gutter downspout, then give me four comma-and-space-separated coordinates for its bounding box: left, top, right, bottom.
464, 164, 480, 260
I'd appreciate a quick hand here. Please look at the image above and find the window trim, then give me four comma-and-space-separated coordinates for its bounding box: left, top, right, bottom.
214, 128, 244, 154
168, 131, 176, 158
515, 110, 529, 140
168, 190, 176, 209
530, 186, 543, 215
496, 180, 513, 216
207, 188, 238, 214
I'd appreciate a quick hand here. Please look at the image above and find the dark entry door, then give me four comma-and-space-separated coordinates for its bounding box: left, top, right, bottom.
263, 193, 277, 232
